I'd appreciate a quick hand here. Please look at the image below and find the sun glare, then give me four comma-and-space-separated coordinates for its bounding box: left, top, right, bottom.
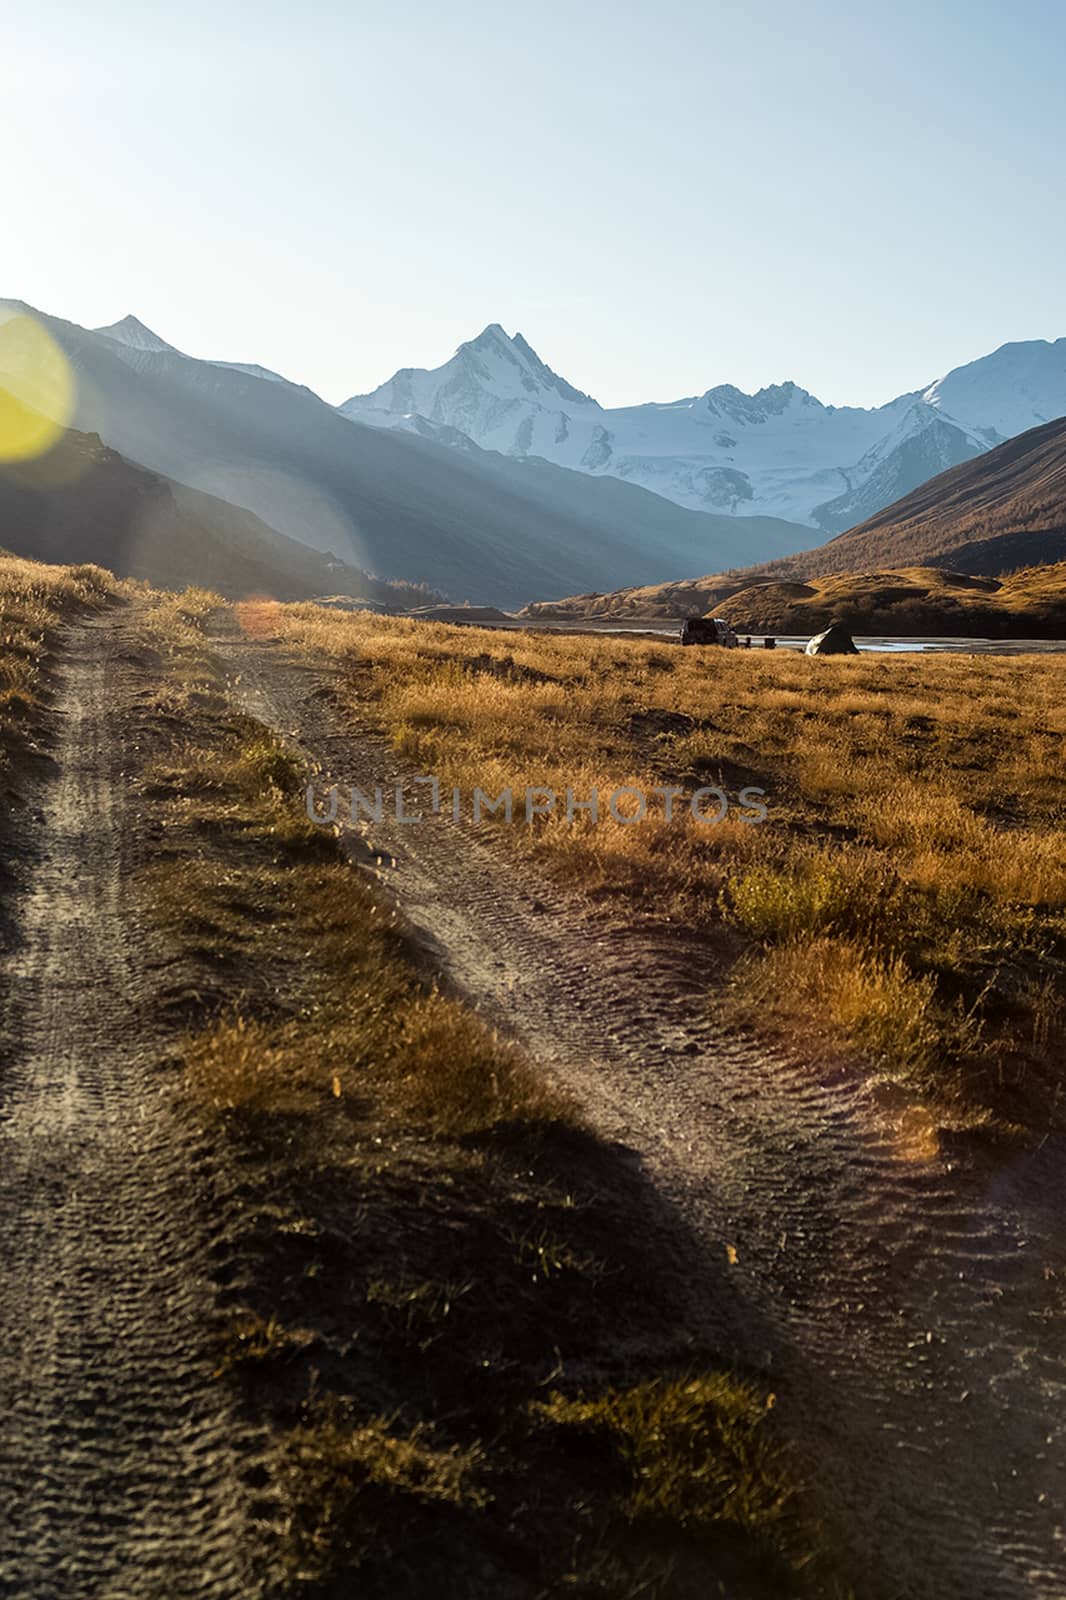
0, 313, 75, 463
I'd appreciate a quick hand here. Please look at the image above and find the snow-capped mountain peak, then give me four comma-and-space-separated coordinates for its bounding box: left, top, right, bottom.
340, 324, 599, 447
454, 324, 599, 407
94, 314, 180, 355
921, 337, 1066, 441
339, 329, 1066, 534
464, 322, 509, 352
699, 380, 826, 425
94, 313, 292, 388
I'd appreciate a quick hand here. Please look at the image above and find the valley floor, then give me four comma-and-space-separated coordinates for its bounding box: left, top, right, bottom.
1, 584, 1065, 1597
0, 589, 840, 1598
223, 625, 1066, 1600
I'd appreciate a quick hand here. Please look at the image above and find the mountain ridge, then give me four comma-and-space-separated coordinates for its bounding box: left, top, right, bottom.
1, 299, 814, 607
764, 413, 1066, 580
342, 325, 1066, 534
0, 415, 411, 603
518, 415, 1066, 621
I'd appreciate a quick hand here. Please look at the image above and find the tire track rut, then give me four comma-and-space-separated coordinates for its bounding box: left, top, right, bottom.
0, 609, 253, 1599
227, 634, 1066, 1600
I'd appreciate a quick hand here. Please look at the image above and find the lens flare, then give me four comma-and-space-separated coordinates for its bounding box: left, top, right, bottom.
235, 596, 282, 638
0, 312, 75, 463
192, 463, 371, 580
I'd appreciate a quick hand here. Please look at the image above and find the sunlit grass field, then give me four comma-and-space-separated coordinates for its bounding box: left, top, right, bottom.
275, 607, 1066, 1130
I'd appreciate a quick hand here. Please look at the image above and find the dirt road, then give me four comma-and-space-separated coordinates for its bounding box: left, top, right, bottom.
228, 632, 1066, 1600
0, 609, 254, 1598
3, 604, 1063, 1597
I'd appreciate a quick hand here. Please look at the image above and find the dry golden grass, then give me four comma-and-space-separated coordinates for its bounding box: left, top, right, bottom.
277, 1409, 489, 1582
272, 607, 1066, 1126
143, 732, 569, 1137
180, 954, 567, 1137
135, 583, 230, 707
521, 562, 1066, 632
0, 555, 119, 764
535, 1375, 792, 1539
719, 563, 1066, 635
719, 938, 984, 1092
131, 640, 846, 1598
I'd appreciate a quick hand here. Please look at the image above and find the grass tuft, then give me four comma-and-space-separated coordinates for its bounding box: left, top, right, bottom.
535, 1375, 792, 1538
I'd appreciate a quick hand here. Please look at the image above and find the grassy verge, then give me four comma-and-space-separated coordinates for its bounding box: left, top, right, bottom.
135, 624, 850, 1598
0, 553, 119, 765
268, 608, 1066, 1132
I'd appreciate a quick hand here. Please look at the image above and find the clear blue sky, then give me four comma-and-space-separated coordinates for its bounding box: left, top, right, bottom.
3, 0, 1063, 408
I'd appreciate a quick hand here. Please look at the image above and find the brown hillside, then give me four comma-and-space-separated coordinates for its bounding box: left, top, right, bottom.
717, 563, 1066, 636
751, 414, 1066, 581
521, 575, 746, 620
523, 563, 1066, 636
523, 416, 1066, 625
0, 416, 430, 605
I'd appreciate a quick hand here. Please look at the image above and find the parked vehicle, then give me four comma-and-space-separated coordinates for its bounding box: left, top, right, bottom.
679, 616, 739, 648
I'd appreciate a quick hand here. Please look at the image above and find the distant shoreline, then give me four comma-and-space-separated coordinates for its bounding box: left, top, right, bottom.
393, 612, 1066, 654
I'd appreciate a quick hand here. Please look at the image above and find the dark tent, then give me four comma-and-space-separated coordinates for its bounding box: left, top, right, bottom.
805, 622, 860, 656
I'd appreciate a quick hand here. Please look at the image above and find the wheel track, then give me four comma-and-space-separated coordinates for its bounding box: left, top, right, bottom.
0, 610, 256, 1599
227, 634, 1066, 1600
